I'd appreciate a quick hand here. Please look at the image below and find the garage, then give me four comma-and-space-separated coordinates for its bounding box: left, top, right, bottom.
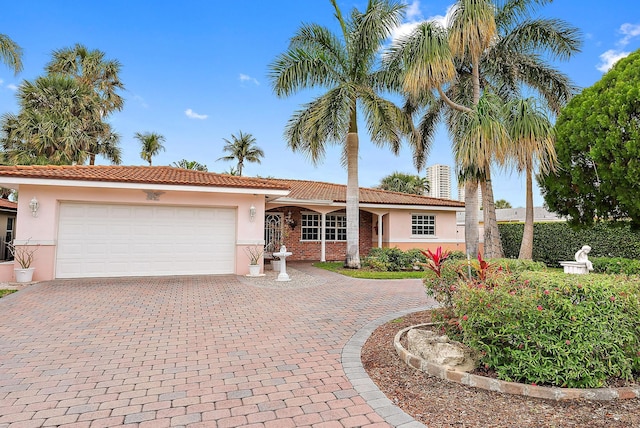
56, 202, 236, 278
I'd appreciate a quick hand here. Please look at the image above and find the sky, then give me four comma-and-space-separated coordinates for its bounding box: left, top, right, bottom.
0, 0, 639, 208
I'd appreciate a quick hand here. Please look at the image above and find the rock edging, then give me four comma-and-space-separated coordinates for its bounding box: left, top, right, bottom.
394, 324, 640, 401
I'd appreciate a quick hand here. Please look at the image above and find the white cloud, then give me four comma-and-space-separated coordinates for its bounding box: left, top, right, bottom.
239, 73, 259, 85
597, 49, 630, 72
619, 23, 640, 46
405, 0, 421, 21
133, 94, 148, 108
185, 108, 208, 120
390, 3, 453, 44
7, 83, 17, 91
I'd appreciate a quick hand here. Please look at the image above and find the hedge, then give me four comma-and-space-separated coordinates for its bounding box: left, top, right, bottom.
499, 222, 640, 266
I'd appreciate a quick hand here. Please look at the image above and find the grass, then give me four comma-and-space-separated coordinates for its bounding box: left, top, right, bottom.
0, 290, 16, 298
313, 262, 427, 279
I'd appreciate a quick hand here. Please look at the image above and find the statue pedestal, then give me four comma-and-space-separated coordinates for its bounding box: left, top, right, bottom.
273, 246, 293, 282
559, 261, 589, 274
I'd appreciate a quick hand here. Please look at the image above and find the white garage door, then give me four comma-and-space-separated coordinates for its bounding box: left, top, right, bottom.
56, 203, 236, 278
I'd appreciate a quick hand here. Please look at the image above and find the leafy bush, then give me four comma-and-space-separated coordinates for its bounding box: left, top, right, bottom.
499, 221, 640, 266
490, 258, 546, 273
363, 247, 426, 272
453, 271, 640, 388
591, 257, 640, 275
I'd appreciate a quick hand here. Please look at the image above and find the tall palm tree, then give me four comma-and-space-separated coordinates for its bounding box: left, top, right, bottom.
135, 132, 165, 166
46, 44, 124, 165
1, 74, 107, 165
172, 159, 208, 171
0, 34, 23, 74
269, 0, 415, 268
505, 97, 555, 259
217, 131, 264, 177
46, 44, 124, 116
391, 0, 580, 258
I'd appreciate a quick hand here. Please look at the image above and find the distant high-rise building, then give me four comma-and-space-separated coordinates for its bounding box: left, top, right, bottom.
426, 164, 452, 199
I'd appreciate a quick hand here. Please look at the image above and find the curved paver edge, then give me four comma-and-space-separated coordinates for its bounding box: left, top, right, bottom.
395, 324, 640, 401
342, 304, 437, 428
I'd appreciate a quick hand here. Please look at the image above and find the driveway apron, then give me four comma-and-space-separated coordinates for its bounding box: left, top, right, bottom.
0, 264, 433, 427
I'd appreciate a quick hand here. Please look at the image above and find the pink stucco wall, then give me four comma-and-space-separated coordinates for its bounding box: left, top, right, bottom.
8, 184, 266, 281
377, 209, 465, 253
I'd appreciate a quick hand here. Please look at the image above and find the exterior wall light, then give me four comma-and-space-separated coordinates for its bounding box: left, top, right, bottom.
249, 204, 256, 221
29, 197, 39, 217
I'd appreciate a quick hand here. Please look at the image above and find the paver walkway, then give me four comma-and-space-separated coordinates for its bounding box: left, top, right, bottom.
0, 264, 434, 427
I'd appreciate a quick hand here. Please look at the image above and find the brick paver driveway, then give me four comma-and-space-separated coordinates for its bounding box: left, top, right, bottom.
0, 264, 433, 428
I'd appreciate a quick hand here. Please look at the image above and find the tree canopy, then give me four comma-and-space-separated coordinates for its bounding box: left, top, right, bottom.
378, 172, 429, 195
540, 49, 640, 227
217, 131, 264, 176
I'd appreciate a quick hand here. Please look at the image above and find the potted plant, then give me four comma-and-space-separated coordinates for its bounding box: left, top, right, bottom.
6, 239, 39, 283
244, 245, 263, 277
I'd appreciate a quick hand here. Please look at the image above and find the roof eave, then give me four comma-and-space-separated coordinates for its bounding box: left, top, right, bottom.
0, 177, 290, 196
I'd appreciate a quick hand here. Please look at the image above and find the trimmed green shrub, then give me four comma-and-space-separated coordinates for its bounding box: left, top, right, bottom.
499, 221, 640, 265
591, 257, 640, 275
453, 271, 640, 388
490, 258, 546, 273
363, 247, 427, 272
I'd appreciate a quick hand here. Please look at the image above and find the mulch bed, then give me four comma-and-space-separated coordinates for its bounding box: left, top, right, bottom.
361, 310, 640, 427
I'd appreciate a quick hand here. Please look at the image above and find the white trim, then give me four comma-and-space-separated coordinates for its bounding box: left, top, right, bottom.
237, 240, 266, 246
393, 238, 465, 244
13, 239, 55, 246
0, 177, 289, 196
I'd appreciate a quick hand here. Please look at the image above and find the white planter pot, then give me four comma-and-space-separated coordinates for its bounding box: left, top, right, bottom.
248, 264, 261, 277
15, 268, 35, 283
270, 260, 281, 271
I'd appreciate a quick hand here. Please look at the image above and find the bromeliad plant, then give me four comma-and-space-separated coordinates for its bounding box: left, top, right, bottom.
421, 247, 451, 278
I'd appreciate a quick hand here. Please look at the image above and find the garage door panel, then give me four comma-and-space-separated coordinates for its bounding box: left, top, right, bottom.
56, 203, 236, 278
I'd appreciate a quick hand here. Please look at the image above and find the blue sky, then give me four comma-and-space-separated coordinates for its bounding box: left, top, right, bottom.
1, 1, 639, 208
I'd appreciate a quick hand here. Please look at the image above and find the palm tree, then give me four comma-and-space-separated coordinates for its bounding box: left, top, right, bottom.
217, 131, 264, 177
135, 132, 166, 166
46, 44, 124, 165
1, 74, 107, 165
494, 199, 512, 209
46, 44, 124, 116
269, 0, 415, 268
0, 33, 23, 74
172, 159, 208, 171
379, 172, 429, 195
505, 98, 555, 259
391, 0, 580, 258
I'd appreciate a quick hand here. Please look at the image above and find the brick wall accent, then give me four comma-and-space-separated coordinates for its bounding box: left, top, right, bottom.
266, 207, 373, 262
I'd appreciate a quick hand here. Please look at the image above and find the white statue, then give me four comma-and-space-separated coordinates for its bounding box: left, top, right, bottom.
574, 245, 594, 271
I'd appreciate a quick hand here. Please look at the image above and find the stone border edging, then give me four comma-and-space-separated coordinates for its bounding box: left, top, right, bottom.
394, 324, 640, 401
342, 305, 437, 428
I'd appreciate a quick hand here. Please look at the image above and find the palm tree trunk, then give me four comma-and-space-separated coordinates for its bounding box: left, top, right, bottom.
519, 163, 534, 259
89, 154, 96, 165
238, 160, 244, 176
464, 180, 479, 259
482, 167, 503, 258
345, 104, 360, 268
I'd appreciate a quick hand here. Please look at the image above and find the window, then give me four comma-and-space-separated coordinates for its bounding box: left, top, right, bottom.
301, 213, 320, 241
412, 214, 435, 236
325, 214, 347, 241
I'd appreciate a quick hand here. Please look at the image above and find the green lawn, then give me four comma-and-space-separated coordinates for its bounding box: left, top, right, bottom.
0, 290, 17, 298
313, 262, 427, 279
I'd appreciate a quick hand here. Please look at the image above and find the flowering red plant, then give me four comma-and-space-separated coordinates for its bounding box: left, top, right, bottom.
421, 246, 451, 277
476, 252, 493, 281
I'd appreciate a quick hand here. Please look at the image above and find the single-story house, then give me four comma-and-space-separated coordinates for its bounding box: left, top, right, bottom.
0, 165, 465, 281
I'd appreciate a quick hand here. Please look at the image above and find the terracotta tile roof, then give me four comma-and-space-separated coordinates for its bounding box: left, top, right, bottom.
0, 199, 17, 210
0, 165, 289, 191
267, 178, 465, 207
0, 165, 464, 208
